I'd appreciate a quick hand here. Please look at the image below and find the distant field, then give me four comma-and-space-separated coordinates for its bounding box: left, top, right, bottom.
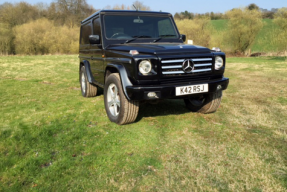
210, 19, 280, 53
210, 19, 228, 31
0, 55, 286, 191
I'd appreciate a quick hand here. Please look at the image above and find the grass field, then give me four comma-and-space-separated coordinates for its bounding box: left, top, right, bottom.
0, 55, 287, 191
210, 19, 280, 53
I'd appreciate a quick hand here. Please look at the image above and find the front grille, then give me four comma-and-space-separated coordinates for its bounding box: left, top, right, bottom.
161, 57, 213, 77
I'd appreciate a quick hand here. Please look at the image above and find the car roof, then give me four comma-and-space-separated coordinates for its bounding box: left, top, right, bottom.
81, 10, 171, 24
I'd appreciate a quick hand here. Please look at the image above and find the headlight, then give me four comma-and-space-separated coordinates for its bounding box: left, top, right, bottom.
139, 60, 152, 75
215, 56, 224, 70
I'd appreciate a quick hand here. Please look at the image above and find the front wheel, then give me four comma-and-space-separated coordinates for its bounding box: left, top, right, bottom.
184, 90, 222, 114
104, 73, 139, 125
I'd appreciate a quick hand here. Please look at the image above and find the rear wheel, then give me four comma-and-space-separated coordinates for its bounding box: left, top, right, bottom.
80, 65, 97, 97
184, 90, 222, 113
104, 73, 139, 125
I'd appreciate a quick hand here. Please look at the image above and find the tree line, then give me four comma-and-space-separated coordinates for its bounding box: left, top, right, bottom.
177, 7, 287, 54
174, 4, 279, 20
0, 0, 96, 55
0, 0, 149, 55
0, 2, 286, 55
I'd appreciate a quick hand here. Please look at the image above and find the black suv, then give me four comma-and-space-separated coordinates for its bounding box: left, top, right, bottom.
79, 10, 229, 125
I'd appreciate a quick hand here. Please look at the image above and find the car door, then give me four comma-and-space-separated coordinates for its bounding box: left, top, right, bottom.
90, 16, 105, 85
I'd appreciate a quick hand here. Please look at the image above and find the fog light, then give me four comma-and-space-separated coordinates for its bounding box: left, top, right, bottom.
217, 85, 222, 90
147, 92, 157, 98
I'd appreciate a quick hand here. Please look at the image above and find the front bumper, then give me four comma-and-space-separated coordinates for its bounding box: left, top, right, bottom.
126, 77, 229, 101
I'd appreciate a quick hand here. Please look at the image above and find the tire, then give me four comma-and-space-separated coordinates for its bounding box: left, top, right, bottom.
184, 90, 222, 114
80, 65, 97, 97
104, 73, 139, 125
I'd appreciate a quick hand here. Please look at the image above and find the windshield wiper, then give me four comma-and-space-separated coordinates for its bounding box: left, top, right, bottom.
152, 35, 176, 43
125, 35, 151, 44
153, 37, 162, 43
160, 34, 176, 37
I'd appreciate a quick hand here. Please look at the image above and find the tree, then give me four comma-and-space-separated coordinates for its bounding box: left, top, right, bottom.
54, 0, 96, 27
262, 11, 274, 19
46, 3, 59, 22
210, 12, 215, 19
0, 2, 39, 27
174, 13, 181, 20
0, 23, 14, 55
112, 4, 129, 10
247, 3, 259, 11
14, 18, 79, 54
173, 11, 195, 20
226, 8, 263, 53
274, 7, 287, 30
132, 1, 150, 11
181, 11, 194, 19
271, 8, 287, 51
174, 11, 224, 20
176, 18, 212, 47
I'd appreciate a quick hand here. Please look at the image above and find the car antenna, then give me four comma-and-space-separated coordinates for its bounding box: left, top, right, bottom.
133, 4, 138, 11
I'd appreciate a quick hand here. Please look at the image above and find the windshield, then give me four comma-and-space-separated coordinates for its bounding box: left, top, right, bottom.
103, 15, 179, 41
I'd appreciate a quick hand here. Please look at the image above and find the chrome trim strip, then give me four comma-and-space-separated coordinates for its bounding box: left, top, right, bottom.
162, 71, 185, 74
192, 58, 212, 61
161, 59, 184, 63
193, 68, 212, 72
162, 65, 182, 69
194, 63, 212, 67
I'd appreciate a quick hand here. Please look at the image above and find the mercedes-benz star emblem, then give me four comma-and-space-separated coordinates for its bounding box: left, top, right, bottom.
182, 59, 194, 73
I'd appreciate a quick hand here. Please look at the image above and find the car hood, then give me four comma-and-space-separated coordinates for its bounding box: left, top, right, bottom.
106, 43, 211, 55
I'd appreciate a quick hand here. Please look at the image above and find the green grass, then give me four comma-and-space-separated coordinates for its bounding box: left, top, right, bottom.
251, 19, 280, 52
210, 19, 281, 53
211, 19, 227, 31
0, 55, 287, 191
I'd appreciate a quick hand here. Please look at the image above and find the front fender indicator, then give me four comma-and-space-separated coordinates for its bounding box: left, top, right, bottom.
129, 50, 139, 55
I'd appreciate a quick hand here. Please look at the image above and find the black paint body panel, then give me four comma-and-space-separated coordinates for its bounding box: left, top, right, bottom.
79, 10, 229, 101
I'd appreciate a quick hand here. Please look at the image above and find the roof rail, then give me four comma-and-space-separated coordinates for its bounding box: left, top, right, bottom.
81, 10, 172, 24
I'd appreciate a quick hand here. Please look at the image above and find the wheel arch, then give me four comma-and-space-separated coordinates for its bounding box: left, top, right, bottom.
105, 64, 133, 100
79, 60, 94, 84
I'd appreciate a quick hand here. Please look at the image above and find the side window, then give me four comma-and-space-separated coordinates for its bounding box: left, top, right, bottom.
93, 17, 101, 37
80, 22, 92, 44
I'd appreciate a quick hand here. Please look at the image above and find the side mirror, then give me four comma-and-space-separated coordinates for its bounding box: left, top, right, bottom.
89, 35, 100, 44
180, 34, 186, 42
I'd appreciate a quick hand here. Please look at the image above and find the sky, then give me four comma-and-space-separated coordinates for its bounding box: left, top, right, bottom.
2, 0, 287, 15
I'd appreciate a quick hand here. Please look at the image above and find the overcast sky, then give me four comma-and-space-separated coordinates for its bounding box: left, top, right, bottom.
2, 0, 286, 15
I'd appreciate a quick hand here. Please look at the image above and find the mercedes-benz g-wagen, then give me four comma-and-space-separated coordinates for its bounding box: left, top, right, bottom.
79, 10, 229, 125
